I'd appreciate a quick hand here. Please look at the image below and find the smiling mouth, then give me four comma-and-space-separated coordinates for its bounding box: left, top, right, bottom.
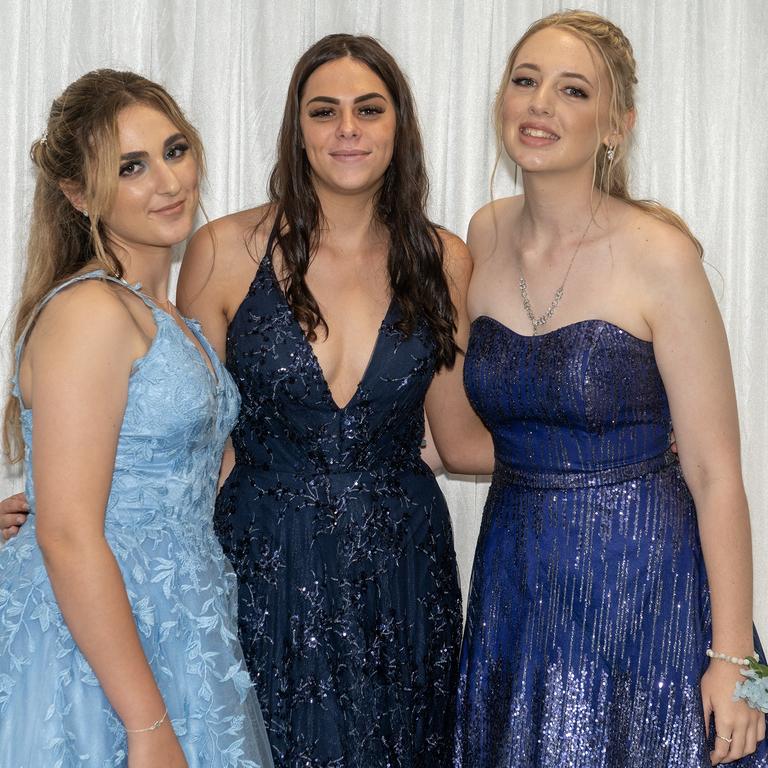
329, 150, 371, 159
520, 127, 560, 140
152, 200, 185, 215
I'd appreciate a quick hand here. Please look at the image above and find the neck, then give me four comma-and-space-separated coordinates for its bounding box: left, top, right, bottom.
314, 184, 386, 252
114, 243, 174, 303
518, 167, 606, 246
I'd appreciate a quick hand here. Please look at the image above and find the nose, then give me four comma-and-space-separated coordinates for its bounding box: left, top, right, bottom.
336, 107, 360, 139
156, 161, 182, 196
528, 85, 554, 117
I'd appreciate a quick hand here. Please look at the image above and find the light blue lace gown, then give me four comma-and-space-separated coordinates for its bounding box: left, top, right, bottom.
0, 272, 273, 768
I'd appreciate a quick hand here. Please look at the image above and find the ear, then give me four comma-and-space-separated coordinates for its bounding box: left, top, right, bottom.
622, 107, 636, 135
603, 107, 636, 149
58, 180, 88, 215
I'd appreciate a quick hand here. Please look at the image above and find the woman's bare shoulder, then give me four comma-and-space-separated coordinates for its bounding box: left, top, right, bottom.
467, 195, 523, 261
188, 203, 274, 266
27, 278, 140, 360
617, 203, 702, 282
436, 227, 472, 282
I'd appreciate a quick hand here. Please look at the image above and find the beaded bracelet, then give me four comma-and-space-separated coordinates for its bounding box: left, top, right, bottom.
706, 648, 760, 667
125, 708, 168, 734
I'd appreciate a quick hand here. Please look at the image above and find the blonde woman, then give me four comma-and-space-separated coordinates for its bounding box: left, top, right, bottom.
454, 11, 767, 767
0, 70, 272, 767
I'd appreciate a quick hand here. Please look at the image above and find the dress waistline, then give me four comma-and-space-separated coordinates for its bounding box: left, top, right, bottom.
234, 457, 428, 480
493, 450, 678, 490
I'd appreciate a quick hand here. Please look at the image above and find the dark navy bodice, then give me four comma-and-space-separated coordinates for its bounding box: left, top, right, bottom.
226, 252, 434, 477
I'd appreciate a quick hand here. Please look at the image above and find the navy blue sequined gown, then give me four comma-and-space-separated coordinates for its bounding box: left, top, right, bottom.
454, 317, 768, 767
215, 247, 462, 767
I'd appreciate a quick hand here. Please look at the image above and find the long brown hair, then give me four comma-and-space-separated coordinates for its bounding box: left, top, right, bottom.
3, 69, 204, 462
495, 10, 702, 255
263, 34, 458, 368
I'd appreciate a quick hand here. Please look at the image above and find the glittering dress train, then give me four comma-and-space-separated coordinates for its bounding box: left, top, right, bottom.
0, 272, 273, 768
454, 317, 768, 768
215, 245, 462, 767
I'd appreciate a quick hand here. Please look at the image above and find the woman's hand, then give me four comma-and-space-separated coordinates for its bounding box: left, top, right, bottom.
1, 492, 29, 541
669, 429, 678, 454
702, 660, 766, 764
127, 721, 188, 768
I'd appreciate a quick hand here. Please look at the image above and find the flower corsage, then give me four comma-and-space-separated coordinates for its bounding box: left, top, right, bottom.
734, 657, 768, 714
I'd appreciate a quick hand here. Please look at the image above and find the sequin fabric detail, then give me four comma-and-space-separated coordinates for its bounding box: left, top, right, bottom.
454, 317, 768, 768
217, 252, 462, 767
0, 272, 273, 768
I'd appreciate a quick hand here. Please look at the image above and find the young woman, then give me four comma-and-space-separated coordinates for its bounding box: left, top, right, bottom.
0, 70, 272, 768
453, 11, 767, 767
176, 34, 490, 767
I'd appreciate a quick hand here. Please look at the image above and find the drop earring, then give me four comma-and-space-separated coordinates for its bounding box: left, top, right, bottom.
606, 145, 615, 162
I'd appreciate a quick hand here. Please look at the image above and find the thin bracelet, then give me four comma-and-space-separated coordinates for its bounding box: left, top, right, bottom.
125, 708, 168, 734
706, 648, 760, 667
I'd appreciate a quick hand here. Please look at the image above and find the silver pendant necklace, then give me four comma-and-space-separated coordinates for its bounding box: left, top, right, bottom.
518, 220, 592, 336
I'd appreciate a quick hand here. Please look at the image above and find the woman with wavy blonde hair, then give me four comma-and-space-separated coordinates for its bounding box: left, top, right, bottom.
0, 69, 272, 767
454, 11, 767, 767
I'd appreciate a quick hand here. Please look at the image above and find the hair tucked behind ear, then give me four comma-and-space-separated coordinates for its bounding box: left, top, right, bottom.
262, 34, 458, 371
3, 69, 204, 462
495, 10, 702, 256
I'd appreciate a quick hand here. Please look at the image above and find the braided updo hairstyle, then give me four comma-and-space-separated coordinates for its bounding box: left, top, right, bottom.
3, 69, 204, 461
495, 10, 701, 254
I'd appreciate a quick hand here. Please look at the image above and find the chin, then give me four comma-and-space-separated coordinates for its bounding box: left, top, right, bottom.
318, 177, 381, 197
160, 219, 196, 243
509, 149, 566, 173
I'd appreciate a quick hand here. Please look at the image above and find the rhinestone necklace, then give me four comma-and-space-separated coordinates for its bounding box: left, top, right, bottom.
518, 219, 592, 336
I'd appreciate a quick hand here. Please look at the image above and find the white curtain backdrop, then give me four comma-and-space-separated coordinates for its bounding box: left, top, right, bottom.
2, 0, 767, 634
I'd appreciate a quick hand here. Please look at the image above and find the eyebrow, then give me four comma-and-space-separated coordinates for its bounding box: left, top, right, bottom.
306, 92, 388, 106
513, 63, 593, 87
119, 132, 187, 161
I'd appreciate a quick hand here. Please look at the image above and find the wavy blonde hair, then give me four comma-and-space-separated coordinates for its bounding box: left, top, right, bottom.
495, 10, 702, 254
3, 69, 204, 462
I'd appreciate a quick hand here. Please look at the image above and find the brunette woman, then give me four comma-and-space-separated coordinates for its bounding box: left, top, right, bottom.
177, 34, 490, 768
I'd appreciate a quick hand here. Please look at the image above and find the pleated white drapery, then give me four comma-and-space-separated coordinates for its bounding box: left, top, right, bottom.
2, 0, 766, 633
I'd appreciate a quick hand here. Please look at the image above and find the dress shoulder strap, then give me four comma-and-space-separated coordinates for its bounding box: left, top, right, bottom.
12, 270, 153, 398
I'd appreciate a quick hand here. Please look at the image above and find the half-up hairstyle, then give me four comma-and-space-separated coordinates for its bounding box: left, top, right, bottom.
3, 69, 204, 462
495, 10, 702, 255
263, 34, 458, 369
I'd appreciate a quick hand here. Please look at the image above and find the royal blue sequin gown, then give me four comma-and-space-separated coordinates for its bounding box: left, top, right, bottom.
0, 272, 273, 768
454, 317, 768, 767
215, 245, 462, 767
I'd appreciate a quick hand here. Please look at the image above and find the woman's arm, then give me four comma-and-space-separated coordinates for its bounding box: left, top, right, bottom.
29, 283, 185, 766
642, 227, 765, 765
178, 213, 268, 495
424, 232, 494, 475
177, 221, 233, 361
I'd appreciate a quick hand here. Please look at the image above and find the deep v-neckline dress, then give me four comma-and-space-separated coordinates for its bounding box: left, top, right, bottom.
216, 248, 462, 767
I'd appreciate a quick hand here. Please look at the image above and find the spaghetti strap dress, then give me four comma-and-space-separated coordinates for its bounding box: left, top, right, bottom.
215, 242, 463, 767
0, 271, 273, 768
